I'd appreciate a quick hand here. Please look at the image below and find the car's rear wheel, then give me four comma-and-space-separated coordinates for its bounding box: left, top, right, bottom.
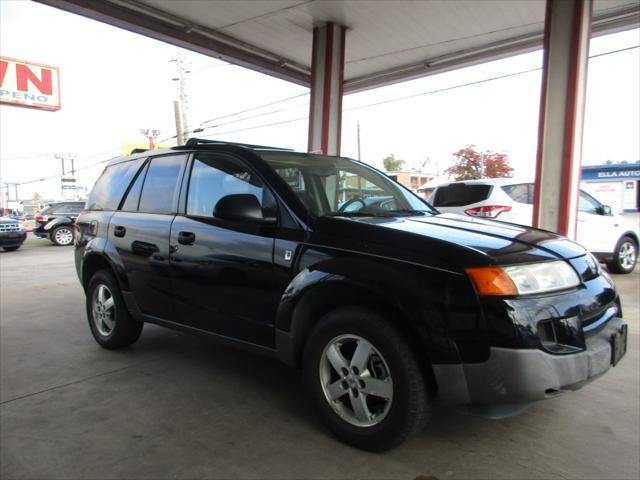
302, 306, 430, 451
51, 225, 74, 246
87, 270, 143, 349
607, 236, 638, 274
2, 246, 20, 252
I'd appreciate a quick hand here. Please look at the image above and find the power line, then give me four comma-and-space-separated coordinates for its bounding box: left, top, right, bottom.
195, 43, 640, 136
7, 44, 638, 186
199, 92, 308, 126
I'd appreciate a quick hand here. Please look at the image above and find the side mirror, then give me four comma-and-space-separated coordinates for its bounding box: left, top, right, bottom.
597, 205, 612, 215
214, 194, 276, 223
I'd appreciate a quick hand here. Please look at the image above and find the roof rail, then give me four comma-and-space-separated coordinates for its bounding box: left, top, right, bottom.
180, 137, 294, 151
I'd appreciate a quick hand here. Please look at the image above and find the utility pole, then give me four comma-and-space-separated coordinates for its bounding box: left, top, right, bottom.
54, 153, 78, 199
170, 51, 191, 143
173, 100, 185, 146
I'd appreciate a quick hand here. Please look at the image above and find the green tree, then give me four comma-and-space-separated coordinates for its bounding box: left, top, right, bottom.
382, 154, 406, 172
444, 145, 513, 181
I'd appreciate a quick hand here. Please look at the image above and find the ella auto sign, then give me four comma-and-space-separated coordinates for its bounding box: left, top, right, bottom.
0, 57, 61, 111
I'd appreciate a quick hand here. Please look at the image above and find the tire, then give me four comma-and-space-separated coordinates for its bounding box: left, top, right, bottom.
607, 236, 638, 274
86, 270, 143, 349
51, 225, 74, 246
2, 246, 20, 251
302, 306, 430, 451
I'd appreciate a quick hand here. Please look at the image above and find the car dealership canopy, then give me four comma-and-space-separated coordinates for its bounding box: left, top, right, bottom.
36, 0, 640, 237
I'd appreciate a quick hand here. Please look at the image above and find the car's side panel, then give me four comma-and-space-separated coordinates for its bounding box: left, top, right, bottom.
108, 212, 176, 320
274, 243, 483, 367
169, 215, 278, 346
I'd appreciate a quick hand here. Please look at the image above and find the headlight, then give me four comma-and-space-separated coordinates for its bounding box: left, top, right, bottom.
503, 261, 580, 295
466, 260, 580, 296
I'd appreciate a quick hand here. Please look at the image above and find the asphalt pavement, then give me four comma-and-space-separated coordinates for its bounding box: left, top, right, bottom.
1, 244, 638, 480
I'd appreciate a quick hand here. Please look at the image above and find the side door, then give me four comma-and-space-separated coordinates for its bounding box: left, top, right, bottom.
169, 152, 279, 347
576, 190, 618, 253
109, 154, 187, 320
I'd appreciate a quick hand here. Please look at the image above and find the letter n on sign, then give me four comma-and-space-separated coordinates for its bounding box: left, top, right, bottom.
0, 56, 61, 111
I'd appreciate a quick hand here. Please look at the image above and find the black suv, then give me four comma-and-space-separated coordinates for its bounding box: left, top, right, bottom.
0, 216, 27, 251
34, 201, 85, 246
75, 139, 627, 451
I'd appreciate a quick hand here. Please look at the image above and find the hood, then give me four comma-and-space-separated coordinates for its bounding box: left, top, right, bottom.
0, 216, 20, 224
310, 212, 586, 273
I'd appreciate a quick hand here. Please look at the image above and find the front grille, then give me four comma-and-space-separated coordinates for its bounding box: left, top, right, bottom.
0, 223, 21, 233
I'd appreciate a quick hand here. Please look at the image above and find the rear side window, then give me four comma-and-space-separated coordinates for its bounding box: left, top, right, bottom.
138, 155, 186, 214
502, 183, 533, 204
49, 202, 84, 214
432, 184, 492, 207
120, 162, 148, 212
87, 159, 145, 211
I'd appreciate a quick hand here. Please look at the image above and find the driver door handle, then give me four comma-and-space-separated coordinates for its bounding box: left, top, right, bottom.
178, 231, 196, 245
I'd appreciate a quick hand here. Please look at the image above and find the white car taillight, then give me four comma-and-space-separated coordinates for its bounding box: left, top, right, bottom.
464, 205, 512, 218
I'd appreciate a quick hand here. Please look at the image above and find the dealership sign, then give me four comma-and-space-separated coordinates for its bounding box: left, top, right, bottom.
0, 57, 61, 111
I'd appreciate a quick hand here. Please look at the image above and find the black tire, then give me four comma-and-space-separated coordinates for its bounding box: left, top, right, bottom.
51, 225, 74, 246
607, 236, 638, 274
86, 270, 143, 349
2, 246, 20, 251
302, 306, 430, 451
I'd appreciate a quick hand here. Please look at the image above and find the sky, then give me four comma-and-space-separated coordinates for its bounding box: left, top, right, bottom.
0, 0, 639, 201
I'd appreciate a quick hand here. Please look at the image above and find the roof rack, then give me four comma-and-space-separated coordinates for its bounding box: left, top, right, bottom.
179, 137, 294, 151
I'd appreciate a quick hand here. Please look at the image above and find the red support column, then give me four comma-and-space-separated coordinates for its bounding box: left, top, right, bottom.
308, 23, 346, 156
533, 0, 593, 238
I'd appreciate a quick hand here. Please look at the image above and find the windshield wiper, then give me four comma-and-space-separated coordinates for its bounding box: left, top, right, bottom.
326, 211, 394, 218
385, 209, 432, 216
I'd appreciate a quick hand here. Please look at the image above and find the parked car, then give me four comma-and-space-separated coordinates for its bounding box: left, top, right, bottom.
34, 201, 85, 246
75, 140, 627, 451
431, 179, 639, 274
0, 216, 27, 251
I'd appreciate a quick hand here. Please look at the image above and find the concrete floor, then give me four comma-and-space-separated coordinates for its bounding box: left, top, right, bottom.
1, 244, 638, 480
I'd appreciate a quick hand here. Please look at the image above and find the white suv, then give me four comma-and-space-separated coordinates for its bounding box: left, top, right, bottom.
431, 178, 639, 274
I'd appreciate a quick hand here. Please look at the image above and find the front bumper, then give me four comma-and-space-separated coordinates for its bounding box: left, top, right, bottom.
434, 316, 627, 405
0, 231, 27, 246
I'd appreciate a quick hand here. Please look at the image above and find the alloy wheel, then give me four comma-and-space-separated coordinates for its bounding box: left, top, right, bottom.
319, 334, 393, 427
619, 241, 637, 270
92, 284, 116, 336
54, 227, 74, 245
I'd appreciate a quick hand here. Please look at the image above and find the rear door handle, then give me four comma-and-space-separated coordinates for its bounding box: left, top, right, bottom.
114, 225, 126, 237
178, 231, 196, 245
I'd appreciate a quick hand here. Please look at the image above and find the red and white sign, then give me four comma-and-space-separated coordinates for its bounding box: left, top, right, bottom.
0, 57, 61, 111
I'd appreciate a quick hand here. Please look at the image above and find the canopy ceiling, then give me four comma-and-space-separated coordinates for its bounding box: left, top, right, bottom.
37, 0, 640, 93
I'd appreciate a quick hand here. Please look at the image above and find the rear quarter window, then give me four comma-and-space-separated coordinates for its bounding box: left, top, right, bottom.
502, 183, 533, 204
86, 158, 146, 211
432, 184, 492, 207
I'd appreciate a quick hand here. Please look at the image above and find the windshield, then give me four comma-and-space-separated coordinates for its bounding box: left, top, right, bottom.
260, 152, 433, 217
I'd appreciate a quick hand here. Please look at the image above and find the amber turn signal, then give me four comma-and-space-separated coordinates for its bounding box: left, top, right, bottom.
465, 266, 518, 296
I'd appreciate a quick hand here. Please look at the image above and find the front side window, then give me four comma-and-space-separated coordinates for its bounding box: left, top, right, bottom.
579, 191, 601, 214
187, 154, 265, 218
138, 155, 186, 214
261, 152, 431, 217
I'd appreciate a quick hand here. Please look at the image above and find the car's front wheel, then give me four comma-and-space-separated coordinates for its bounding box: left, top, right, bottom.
607, 236, 638, 274
302, 306, 430, 451
87, 270, 143, 348
51, 225, 74, 246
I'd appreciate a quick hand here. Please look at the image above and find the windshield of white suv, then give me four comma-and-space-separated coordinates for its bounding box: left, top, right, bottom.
260, 152, 433, 217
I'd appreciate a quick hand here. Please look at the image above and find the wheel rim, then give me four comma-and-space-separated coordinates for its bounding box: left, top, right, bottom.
92, 284, 116, 336
319, 334, 393, 427
54, 227, 74, 245
619, 241, 637, 270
